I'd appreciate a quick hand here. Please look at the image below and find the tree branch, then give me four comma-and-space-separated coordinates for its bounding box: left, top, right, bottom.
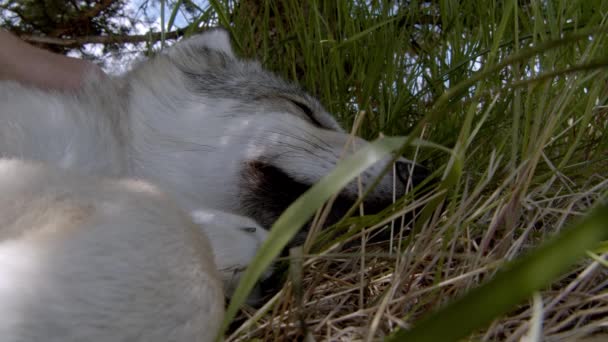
50, 0, 118, 38
18, 29, 187, 48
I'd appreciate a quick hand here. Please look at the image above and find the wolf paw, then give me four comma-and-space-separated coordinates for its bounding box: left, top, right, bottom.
191, 208, 269, 300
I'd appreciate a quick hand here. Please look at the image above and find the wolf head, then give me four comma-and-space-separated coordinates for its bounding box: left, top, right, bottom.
126, 29, 429, 235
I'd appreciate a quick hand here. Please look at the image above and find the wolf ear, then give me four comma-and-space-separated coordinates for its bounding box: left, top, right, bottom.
178, 28, 235, 58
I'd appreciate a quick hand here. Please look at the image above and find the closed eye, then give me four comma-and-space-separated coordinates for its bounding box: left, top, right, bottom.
290, 100, 324, 128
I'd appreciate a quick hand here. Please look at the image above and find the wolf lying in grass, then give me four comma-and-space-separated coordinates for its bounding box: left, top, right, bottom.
0, 29, 426, 341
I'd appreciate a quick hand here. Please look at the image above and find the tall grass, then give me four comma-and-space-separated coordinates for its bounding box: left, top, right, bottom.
176, 0, 608, 340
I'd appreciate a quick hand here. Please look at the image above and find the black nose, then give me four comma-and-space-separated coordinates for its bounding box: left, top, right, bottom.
396, 161, 431, 188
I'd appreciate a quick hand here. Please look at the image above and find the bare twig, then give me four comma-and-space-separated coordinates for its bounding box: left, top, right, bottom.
18, 29, 187, 48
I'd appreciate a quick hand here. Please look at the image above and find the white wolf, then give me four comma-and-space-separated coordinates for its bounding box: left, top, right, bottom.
0, 29, 426, 341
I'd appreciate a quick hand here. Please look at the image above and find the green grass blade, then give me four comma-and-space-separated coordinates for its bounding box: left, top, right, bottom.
386, 201, 608, 342
217, 136, 409, 338
166, 0, 183, 32
207, 0, 243, 53
160, 0, 166, 49
207, 0, 231, 27
331, 15, 401, 49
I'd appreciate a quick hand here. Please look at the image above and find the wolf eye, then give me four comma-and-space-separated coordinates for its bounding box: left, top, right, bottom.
290, 100, 324, 128
240, 226, 257, 233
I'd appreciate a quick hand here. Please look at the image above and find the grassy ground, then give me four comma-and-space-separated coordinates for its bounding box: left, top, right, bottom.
176, 0, 608, 340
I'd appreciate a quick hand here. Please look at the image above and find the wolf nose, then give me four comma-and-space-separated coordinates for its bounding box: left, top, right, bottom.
395, 161, 430, 188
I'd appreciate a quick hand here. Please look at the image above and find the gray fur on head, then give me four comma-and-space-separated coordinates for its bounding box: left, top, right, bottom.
178, 28, 235, 58
125, 29, 426, 229
168, 28, 236, 72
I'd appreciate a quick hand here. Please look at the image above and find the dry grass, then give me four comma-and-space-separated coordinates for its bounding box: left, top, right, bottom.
223, 136, 607, 341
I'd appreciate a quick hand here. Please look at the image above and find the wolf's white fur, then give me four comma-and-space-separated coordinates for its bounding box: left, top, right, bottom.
0, 159, 224, 341
1, 28, 411, 221
0, 29, 420, 341
191, 208, 268, 297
